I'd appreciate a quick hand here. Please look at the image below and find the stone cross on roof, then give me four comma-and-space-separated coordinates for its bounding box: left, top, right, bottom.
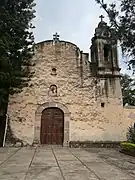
53, 32, 60, 43
99, 15, 104, 22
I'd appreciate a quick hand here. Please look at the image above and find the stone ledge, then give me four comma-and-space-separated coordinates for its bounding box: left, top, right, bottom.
124, 106, 135, 109
69, 141, 121, 148
120, 149, 135, 157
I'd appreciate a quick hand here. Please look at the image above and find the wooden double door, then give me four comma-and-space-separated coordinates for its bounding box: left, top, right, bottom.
40, 107, 64, 145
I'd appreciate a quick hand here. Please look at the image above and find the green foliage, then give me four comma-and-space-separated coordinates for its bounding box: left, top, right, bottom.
120, 142, 135, 152
95, 0, 135, 71
0, 0, 35, 110
0, 0, 8, 6
126, 125, 135, 143
120, 125, 135, 153
121, 74, 135, 106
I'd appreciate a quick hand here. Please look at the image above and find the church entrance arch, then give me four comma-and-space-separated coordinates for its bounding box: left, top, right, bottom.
34, 102, 70, 146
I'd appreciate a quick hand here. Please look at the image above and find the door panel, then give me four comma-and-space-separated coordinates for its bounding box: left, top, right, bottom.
40, 108, 64, 145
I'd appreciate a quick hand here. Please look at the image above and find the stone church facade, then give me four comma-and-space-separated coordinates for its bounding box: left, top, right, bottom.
7, 20, 135, 146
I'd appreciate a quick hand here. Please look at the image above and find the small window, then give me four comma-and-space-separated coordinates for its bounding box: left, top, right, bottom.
101, 103, 105, 108
51, 68, 57, 75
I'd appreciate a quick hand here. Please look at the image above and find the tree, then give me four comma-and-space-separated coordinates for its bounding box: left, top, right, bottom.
121, 74, 135, 106
0, 0, 8, 6
0, 0, 35, 114
95, 0, 135, 71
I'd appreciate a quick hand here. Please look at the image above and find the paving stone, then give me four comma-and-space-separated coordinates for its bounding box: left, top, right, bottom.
0, 148, 19, 165
0, 147, 135, 180
85, 161, 134, 180
0, 147, 35, 180
25, 167, 63, 180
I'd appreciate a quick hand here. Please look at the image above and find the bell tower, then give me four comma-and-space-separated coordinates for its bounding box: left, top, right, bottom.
90, 16, 122, 102
90, 16, 120, 77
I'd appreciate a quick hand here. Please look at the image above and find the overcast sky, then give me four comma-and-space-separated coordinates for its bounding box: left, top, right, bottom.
33, 0, 131, 74
33, 0, 110, 51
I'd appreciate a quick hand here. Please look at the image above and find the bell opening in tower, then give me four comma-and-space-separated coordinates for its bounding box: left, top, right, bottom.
104, 44, 110, 62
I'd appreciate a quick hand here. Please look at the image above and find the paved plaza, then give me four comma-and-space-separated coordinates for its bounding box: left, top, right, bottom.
0, 147, 135, 180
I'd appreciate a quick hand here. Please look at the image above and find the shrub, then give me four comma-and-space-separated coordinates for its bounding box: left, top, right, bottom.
121, 142, 135, 152
127, 125, 135, 143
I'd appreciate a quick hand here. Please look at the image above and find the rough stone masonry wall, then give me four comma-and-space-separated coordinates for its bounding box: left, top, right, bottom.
7, 40, 135, 145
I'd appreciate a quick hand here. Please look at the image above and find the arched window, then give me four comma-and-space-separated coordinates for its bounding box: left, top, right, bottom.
49, 85, 57, 97
51, 68, 57, 75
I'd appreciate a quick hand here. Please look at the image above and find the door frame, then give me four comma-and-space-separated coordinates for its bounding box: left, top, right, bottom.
34, 102, 70, 147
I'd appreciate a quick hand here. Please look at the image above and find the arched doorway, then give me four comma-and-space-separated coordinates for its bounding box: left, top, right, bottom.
34, 102, 70, 146
40, 107, 64, 145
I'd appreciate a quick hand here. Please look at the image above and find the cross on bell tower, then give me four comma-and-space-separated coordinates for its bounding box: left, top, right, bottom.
99, 15, 104, 22
53, 32, 60, 43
